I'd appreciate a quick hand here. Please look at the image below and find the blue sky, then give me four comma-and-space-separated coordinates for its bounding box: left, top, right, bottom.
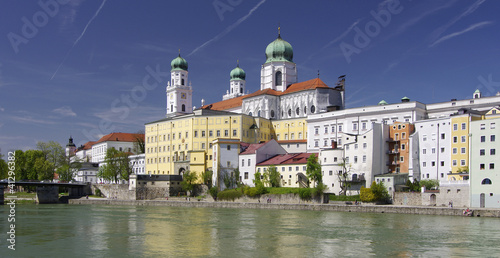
1, 0, 499, 153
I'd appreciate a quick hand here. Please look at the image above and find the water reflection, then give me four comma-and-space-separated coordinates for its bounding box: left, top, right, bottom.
3, 204, 500, 257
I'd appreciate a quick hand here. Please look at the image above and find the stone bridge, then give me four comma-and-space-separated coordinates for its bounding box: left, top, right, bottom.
0, 181, 91, 204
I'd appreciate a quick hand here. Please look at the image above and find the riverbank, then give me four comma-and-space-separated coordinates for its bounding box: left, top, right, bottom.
68, 198, 500, 218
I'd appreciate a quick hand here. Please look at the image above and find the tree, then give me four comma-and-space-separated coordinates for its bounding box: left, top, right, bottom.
201, 169, 213, 186
337, 158, 352, 195
98, 148, 131, 183
420, 179, 439, 191
181, 170, 198, 195
133, 131, 145, 154
233, 168, 240, 188
263, 165, 281, 187
223, 172, 232, 189
360, 181, 390, 203
13, 150, 27, 180
0, 153, 8, 179
306, 154, 322, 187
37, 141, 65, 168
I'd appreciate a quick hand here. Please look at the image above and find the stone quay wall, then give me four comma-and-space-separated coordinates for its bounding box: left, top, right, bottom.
68, 199, 500, 218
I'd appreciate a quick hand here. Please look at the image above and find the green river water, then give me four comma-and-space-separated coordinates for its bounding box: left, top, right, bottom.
1, 204, 499, 257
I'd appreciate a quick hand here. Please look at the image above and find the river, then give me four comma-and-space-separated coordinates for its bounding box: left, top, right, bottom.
1, 204, 500, 257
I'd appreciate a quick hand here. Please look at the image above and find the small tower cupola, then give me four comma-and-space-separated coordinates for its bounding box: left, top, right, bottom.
223, 61, 247, 100
473, 89, 481, 99
66, 136, 77, 157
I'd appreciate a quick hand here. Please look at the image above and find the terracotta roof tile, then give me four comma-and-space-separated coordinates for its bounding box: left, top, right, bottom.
257, 152, 317, 166
94, 132, 145, 144
201, 78, 331, 111
240, 142, 266, 155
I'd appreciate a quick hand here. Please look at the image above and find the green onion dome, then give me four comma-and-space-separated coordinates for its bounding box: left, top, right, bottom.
171, 54, 188, 71
230, 64, 246, 80
265, 35, 293, 63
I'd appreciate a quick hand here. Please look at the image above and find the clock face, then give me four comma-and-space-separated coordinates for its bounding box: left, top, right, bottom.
181, 92, 186, 99
169, 94, 173, 100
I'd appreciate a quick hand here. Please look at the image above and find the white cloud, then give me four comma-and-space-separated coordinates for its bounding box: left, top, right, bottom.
52, 106, 77, 117
0, 107, 4, 112
430, 21, 493, 47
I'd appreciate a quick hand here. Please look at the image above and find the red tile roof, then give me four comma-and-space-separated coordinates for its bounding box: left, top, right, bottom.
201, 78, 330, 111
79, 141, 95, 150
240, 142, 266, 155
257, 153, 317, 166
94, 132, 145, 144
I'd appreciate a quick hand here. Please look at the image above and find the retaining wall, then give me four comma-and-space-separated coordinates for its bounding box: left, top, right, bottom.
69, 198, 500, 218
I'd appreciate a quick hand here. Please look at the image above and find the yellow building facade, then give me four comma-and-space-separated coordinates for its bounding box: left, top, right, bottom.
449, 113, 482, 179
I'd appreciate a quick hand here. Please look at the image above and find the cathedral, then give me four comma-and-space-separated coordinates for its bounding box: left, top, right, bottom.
165, 31, 345, 119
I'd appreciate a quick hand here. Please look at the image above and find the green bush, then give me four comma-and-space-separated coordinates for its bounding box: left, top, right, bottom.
217, 189, 243, 201
209, 187, 219, 199
360, 182, 390, 203
298, 188, 312, 199
244, 183, 268, 197
360, 186, 375, 202
95, 188, 102, 197
329, 194, 360, 201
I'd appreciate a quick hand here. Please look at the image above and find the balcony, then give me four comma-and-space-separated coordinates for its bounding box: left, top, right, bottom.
387, 150, 399, 154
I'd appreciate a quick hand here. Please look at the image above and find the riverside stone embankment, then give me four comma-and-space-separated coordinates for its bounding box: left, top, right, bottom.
69, 198, 500, 218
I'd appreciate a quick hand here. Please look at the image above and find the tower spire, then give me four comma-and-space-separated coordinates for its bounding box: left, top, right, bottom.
278, 23, 281, 38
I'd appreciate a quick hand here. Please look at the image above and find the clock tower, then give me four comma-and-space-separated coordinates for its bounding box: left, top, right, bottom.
166, 52, 192, 117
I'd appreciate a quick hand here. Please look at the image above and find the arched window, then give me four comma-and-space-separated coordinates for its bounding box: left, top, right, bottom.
181, 104, 185, 112
181, 79, 185, 85
311, 105, 316, 113
296, 107, 300, 115
240, 87, 243, 93
304, 106, 307, 114
258, 110, 261, 117
275, 71, 282, 86
288, 109, 292, 117
482, 178, 492, 185
270, 110, 275, 118
249, 112, 253, 116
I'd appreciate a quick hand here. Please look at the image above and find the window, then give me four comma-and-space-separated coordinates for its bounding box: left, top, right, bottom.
311, 105, 316, 113
452, 160, 457, 166
217, 130, 221, 137
233, 130, 237, 137
314, 128, 319, 135
490, 163, 495, 169
362, 122, 367, 130
480, 164, 485, 170
402, 132, 406, 139
480, 124, 486, 130
401, 144, 406, 150
461, 136, 466, 143
453, 136, 458, 143
461, 147, 466, 154
363, 143, 367, 149
491, 123, 496, 129
462, 123, 466, 130
314, 141, 319, 147
480, 149, 485, 156
481, 136, 486, 142
440, 161, 444, 166
244, 172, 248, 179
242, 159, 245, 167
354, 144, 358, 150
400, 156, 404, 162
423, 162, 427, 167
441, 147, 445, 153
224, 130, 229, 137
491, 135, 496, 142
363, 155, 366, 163
353, 123, 358, 130
453, 124, 458, 131
275, 71, 282, 86
432, 148, 436, 154
422, 149, 427, 154
354, 156, 358, 163
453, 148, 457, 154
325, 127, 328, 133
461, 160, 466, 166
338, 125, 343, 132
491, 149, 496, 155
201, 130, 206, 137
201, 143, 206, 149
481, 178, 492, 185
194, 131, 198, 137
423, 135, 427, 141
441, 133, 445, 140
431, 161, 436, 167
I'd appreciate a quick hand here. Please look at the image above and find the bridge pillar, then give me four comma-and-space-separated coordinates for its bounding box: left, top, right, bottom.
36, 186, 59, 204
0, 185, 4, 205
